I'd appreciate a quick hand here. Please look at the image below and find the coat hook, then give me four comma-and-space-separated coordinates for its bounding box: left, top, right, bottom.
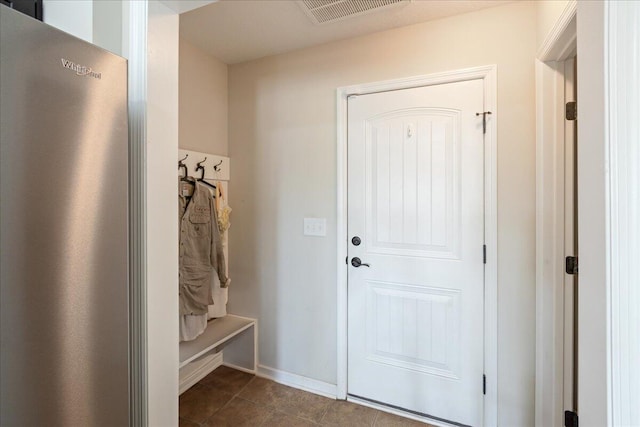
213, 160, 223, 172
196, 157, 207, 180
178, 154, 189, 177
476, 111, 492, 134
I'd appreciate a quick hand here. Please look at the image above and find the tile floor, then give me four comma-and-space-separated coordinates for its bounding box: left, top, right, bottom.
179, 366, 433, 427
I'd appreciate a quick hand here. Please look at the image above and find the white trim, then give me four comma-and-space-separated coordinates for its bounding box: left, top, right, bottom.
481, 66, 498, 427
606, 2, 640, 425
535, 58, 563, 427
336, 87, 348, 400
537, 1, 577, 62
179, 352, 223, 395
336, 65, 498, 426
178, 316, 255, 368
256, 365, 337, 399
222, 362, 256, 375
535, 8, 578, 426
347, 396, 458, 427
127, 1, 148, 425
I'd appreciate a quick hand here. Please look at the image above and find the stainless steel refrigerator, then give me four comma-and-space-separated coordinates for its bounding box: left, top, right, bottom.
0, 5, 130, 426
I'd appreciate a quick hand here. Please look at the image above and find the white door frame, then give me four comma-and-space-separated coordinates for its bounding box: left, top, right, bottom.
578, 1, 640, 424
336, 65, 498, 426
605, 2, 640, 424
534, 2, 577, 426
127, 1, 150, 424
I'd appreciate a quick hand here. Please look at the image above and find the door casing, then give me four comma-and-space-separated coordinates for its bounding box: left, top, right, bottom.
336, 65, 498, 426
534, 2, 577, 426
563, 56, 577, 417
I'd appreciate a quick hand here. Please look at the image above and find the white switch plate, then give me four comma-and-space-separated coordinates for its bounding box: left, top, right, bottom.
304, 218, 327, 237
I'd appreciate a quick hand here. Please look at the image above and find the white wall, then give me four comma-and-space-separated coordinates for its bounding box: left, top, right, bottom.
227, 2, 537, 425
147, 1, 179, 425
93, 0, 123, 55
179, 38, 228, 155
43, 0, 93, 42
43, 0, 127, 57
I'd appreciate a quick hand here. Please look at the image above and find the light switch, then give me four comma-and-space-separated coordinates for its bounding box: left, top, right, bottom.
304, 218, 327, 237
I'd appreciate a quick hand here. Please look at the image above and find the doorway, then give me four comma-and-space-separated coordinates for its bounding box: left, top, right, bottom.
533, 3, 578, 424
337, 66, 498, 426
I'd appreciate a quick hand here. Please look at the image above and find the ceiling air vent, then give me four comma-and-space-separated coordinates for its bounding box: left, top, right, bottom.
298, 0, 410, 25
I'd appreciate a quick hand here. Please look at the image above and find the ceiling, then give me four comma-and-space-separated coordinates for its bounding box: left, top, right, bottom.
161, 0, 217, 14
180, 0, 512, 65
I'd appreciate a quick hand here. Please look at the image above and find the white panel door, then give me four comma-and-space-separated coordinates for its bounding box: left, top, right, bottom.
347, 79, 485, 426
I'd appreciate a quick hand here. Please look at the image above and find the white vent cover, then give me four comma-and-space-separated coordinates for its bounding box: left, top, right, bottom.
298, 0, 410, 25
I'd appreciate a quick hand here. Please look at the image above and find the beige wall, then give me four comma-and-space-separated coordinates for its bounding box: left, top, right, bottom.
179, 37, 228, 155
576, 2, 608, 424
536, 0, 571, 50
228, 2, 537, 425
147, 1, 179, 424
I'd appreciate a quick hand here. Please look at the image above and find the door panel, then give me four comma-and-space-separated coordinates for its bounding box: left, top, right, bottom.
347, 79, 485, 426
366, 109, 460, 258
366, 281, 461, 378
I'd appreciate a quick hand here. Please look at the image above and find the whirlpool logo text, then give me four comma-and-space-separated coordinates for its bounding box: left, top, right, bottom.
60, 58, 101, 79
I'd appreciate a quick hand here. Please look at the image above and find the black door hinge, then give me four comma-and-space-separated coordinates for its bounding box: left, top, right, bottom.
565, 410, 578, 427
483, 245, 487, 264
482, 374, 486, 395
566, 102, 577, 121
566, 256, 578, 275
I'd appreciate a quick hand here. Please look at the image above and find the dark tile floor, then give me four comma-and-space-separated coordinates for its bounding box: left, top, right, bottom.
179, 366, 433, 427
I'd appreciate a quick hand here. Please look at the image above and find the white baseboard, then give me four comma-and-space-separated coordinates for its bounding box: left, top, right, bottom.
256, 365, 337, 399
179, 351, 223, 395
222, 361, 256, 375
